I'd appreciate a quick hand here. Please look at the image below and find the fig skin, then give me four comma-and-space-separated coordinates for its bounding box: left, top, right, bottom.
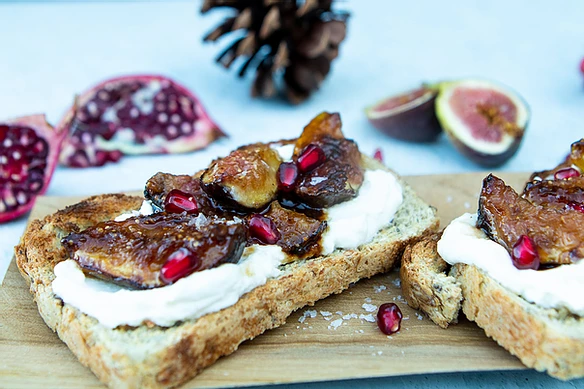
365, 86, 442, 143
436, 79, 530, 167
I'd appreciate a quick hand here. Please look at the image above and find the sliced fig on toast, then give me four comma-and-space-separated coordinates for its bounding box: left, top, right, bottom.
61, 213, 246, 288
366, 86, 442, 142
144, 171, 236, 217
289, 112, 364, 208
529, 139, 584, 182
201, 143, 282, 210
523, 177, 584, 211
258, 202, 326, 259
436, 79, 529, 166
478, 174, 584, 266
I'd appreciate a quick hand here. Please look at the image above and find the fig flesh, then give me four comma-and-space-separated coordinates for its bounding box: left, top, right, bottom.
436, 79, 529, 166
366, 86, 441, 142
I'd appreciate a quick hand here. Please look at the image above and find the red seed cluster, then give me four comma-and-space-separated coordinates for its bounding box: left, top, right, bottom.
277, 143, 326, 192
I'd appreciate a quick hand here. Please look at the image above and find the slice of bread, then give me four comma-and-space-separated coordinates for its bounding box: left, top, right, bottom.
402, 235, 584, 380
15, 157, 438, 389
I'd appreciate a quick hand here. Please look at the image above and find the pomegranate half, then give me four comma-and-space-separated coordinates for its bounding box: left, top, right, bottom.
0, 114, 66, 223
58, 75, 226, 167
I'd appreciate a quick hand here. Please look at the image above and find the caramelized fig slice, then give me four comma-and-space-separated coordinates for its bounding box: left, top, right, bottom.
260, 202, 326, 259
294, 112, 343, 155
478, 174, 584, 266
294, 136, 364, 208
365, 86, 441, 142
61, 213, 246, 288
436, 79, 529, 167
144, 171, 236, 217
523, 177, 584, 210
201, 143, 282, 210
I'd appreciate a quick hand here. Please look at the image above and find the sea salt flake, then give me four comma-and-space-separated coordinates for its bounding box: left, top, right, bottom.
359, 314, 375, 323
392, 278, 401, 288
415, 312, 424, 320
328, 318, 343, 330
364, 297, 372, 303
374, 285, 387, 293
320, 311, 332, 317
362, 303, 377, 312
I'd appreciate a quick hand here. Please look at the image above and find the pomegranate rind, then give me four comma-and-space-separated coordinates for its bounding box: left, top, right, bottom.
57, 74, 226, 167
0, 114, 66, 223
436, 79, 530, 167
365, 86, 442, 143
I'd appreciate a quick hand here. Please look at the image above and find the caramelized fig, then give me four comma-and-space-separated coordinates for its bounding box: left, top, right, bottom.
436, 79, 529, 166
478, 174, 584, 266
145, 172, 235, 217
523, 177, 584, 210
260, 202, 326, 259
289, 112, 364, 208
201, 144, 281, 210
365, 86, 441, 142
61, 213, 246, 288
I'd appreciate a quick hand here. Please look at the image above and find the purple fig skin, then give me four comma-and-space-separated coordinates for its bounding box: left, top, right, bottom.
366, 88, 442, 143
447, 132, 524, 167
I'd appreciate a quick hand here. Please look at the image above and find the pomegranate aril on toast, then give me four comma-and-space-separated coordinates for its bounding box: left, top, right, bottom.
164, 189, 199, 214
297, 144, 326, 173
511, 235, 540, 270
160, 248, 201, 284
248, 214, 281, 244
277, 162, 299, 192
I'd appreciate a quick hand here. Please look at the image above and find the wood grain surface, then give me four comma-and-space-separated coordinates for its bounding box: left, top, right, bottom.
0, 172, 530, 389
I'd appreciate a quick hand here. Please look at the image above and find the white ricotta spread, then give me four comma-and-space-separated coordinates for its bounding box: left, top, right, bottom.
53, 148, 404, 328
438, 213, 584, 316
53, 245, 285, 328
321, 169, 403, 254
114, 200, 155, 221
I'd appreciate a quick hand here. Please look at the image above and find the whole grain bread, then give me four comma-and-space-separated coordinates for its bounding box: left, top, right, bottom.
15, 157, 438, 389
402, 235, 584, 380
400, 232, 462, 328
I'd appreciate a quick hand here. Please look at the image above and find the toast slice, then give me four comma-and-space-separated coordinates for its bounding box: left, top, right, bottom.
15, 156, 438, 389
402, 233, 584, 380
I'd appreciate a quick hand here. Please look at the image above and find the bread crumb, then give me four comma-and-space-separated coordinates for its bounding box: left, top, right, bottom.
374, 285, 387, 293
328, 318, 343, 330
362, 303, 377, 312
359, 313, 375, 323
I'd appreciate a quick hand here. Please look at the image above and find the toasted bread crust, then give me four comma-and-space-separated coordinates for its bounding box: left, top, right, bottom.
15, 162, 438, 389
400, 233, 462, 328
402, 234, 584, 380
455, 263, 584, 380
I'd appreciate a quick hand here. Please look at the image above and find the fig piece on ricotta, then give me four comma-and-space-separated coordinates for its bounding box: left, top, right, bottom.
259, 202, 326, 259
201, 143, 282, 210
61, 213, 246, 288
290, 112, 365, 208
144, 172, 236, 217
523, 177, 584, 211
478, 174, 584, 266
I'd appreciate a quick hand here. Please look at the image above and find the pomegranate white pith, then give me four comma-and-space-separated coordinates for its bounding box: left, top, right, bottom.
58, 75, 225, 167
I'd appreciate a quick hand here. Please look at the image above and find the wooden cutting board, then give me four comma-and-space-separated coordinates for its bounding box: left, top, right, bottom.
0, 172, 531, 389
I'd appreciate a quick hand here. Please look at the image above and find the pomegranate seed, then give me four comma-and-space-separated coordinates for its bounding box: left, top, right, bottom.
277, 162, 299, 192
248, 214, 281, 244
567, 202, 584, 213
297, 144, 326, 173
165, 189, 199, 214
377, 303, 403, 335
160, 248, 201, 284
511, 235, 540, 270
554, 167, 580, 180
373, 148, 383, 163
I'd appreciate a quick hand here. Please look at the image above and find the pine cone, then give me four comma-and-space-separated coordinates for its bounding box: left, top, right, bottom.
201, 0, 349, 104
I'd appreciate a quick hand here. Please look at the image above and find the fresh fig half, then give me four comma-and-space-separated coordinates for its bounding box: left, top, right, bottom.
58, 74, 226, 167
436, 79, 529, 167
365, 86, 441, 142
